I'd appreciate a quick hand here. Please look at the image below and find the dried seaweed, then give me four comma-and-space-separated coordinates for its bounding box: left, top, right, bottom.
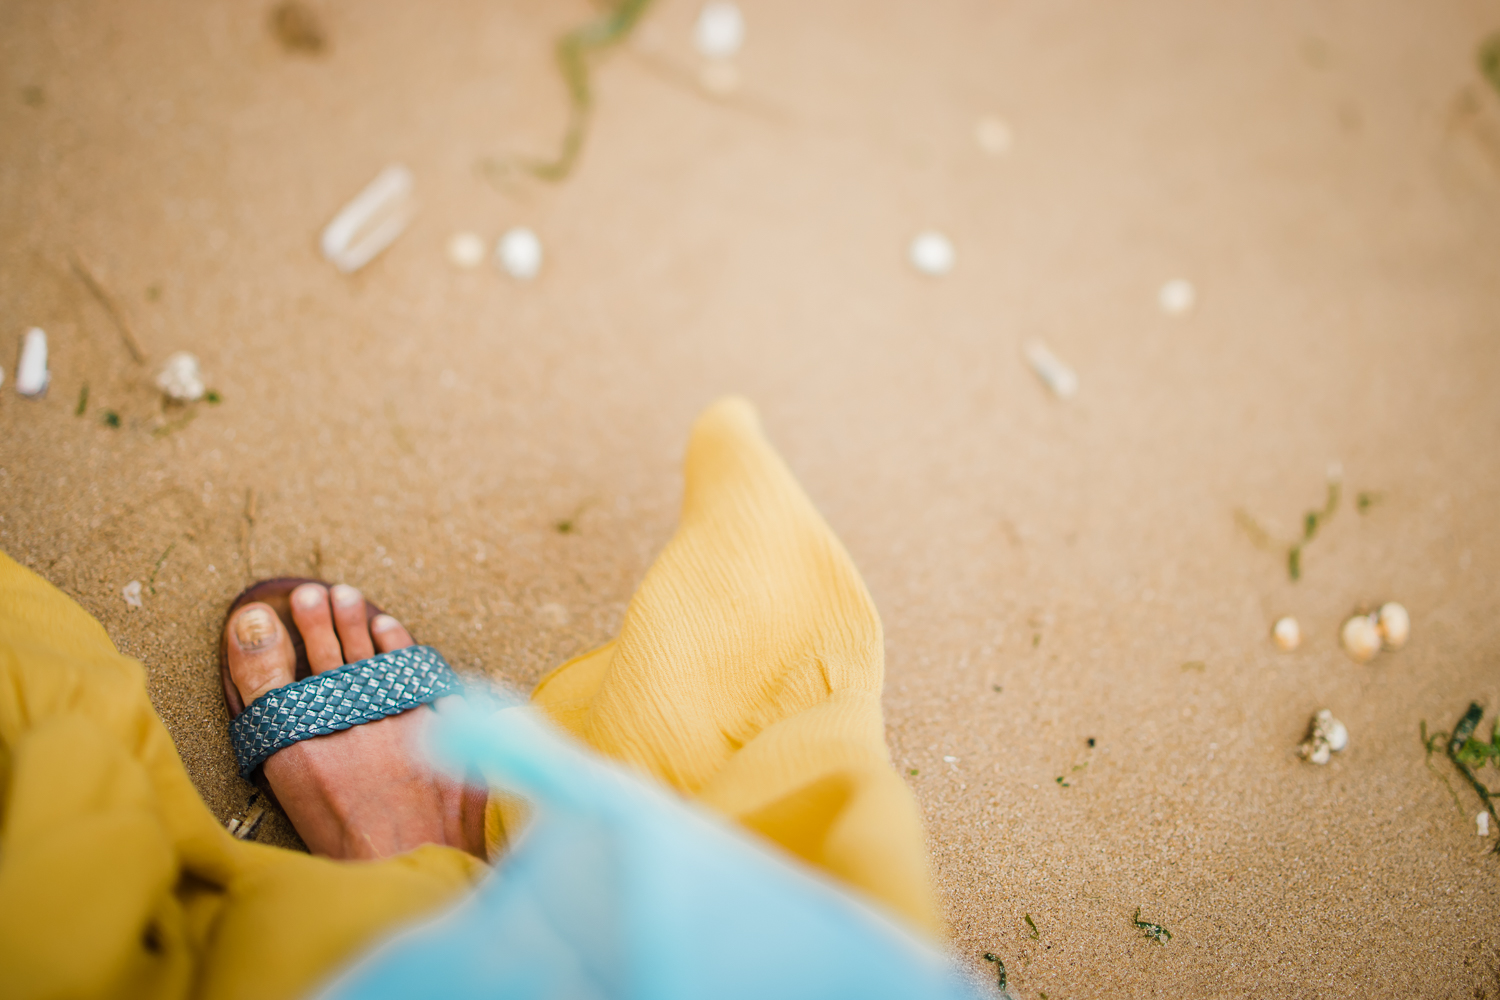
1421, 703, 1499, 854
485, 0, 655, 184
75, 383, 88, 416
1132, 907, 1171, 945
1024, 914, 1040, 940
1482, 32, 1500, 98
148, 541, 175, 595
1234, 472, 1340, 581
103, 410, 121, 428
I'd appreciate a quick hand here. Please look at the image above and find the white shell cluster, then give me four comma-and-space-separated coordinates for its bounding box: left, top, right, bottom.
497, 227, 543, 280
321, 164, 415, 273
16, 327, 49, 397
1272, 616, 1301, 651
1341, 602, 1410, 663
155, 351, 205, 402
1298, 709, 1348, 765
908, 231, 955, 276
1024, 340, 1079, 400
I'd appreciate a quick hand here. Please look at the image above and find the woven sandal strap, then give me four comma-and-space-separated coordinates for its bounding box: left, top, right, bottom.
228, 645, 463, 777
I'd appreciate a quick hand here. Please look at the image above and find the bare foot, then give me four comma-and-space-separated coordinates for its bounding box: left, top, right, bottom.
225, 582, 486, 859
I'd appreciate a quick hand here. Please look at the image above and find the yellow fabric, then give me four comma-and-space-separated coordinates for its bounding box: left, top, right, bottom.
0, 551, 485, 1000
0, 395, 938, 1000
518, 397, 940, 935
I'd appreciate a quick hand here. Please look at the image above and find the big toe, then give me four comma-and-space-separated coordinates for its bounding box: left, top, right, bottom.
226, 602, 296, 706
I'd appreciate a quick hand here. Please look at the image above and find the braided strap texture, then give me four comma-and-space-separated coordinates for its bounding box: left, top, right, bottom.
229, 645, 463, 777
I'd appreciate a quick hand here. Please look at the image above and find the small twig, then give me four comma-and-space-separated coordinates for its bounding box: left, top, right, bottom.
70, 254, 146, 364
147, 541, 176, 595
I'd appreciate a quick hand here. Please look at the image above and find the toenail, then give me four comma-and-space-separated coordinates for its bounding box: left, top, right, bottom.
371, 614, 398, 632
293, 586, 324, 609
331, 585, 361, 608
234, 607, 278, 650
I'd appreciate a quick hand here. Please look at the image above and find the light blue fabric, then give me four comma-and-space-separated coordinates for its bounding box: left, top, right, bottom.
315, 693, 983, 1000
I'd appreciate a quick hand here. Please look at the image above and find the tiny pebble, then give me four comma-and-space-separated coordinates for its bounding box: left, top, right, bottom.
1158, 279, 1196, 315
155, 351, 206, 402
16, 327, 49, 397
446, 232, 487, 269
694, 1, 744, 58
497, 227, 543, 280
1480, 812, 1491, 837
943, 755, 958, 763
908, 230, 955, 276
1023, 340, 1079, 400
698, 60, 740, 95
1340, 614, 1381, 663
1272, 616, 1301, 652
1377, 601, 1410, 649
974, 116, 1014, 155
122, 580, 143, 609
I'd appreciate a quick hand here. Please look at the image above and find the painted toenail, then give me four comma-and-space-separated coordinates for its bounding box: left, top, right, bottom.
371, 614, 398, 632
293, 586, 324, 609
331, 585, 361, 607
234, 607, 278, 650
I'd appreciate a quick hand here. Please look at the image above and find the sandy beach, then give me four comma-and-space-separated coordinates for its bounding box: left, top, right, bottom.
3, 0, 1500, 995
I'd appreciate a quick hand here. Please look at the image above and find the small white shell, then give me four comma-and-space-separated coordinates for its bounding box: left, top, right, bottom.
1318, 711, 1349, 752
155, 351, 205, 402
1023, 340, 1079, 400
1158, 279, 1196, 315
694, 1, 745, 58
122, 580, 143, 609
908, 231, 955, 276
1340, 614, 1381, 663
16, 327, 49, 397
321, 164, 415, 273
1299, 709, 1348, 763
1272, 616, 1301, 652
497, 227, 543, 280
1480, 812, 1492, 837
1377, 601, 1410, 649
446, 232, 487, 269
974, 116, 1014, 155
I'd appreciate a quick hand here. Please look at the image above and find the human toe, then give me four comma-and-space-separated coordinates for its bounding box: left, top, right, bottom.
291, 582, 344, 672
370, 613, 415, 653
226, 602, 295, 704
330, 584, 376, 663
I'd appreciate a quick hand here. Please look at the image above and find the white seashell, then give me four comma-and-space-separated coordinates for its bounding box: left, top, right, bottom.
1272, 616, 1301, 652
908, 230, 955, 276
155, 351, 205, 402
16, 327, 49, 397
1480, 812, 1492, 837
497, 227, 543, 280
122, 580, 143, 609
1377, 601, 1410, 649
320, 164, 415, 273
1158, 279, 1196, 315
694, 1, 744, 58
1316, 710, 1349, 753
974, 116, 1014, 155
1023, 340, 1079, 400
1300, 740, 1331, 765
446, 232, 487, 269
1340, 614, 1381, 663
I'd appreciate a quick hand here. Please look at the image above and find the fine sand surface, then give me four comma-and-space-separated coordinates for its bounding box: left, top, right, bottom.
4, 1, 1500, 995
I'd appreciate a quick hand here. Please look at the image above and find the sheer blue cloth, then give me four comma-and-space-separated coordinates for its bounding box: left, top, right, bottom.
315, 695, 983, 1000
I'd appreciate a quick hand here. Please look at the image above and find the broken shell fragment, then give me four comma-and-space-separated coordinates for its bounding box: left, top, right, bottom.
1480, 812, 1492, 837
908, 230, 955, 276
320, 164, 415, 273
1272, 616, 1301, 652
497, 227, 543, 280
1158, 279, 1196, 315
1340, 614, 1381, 663
1298, 709, 1348, 764
16, 327, 49, 397
122, 580, 143, 609
155, 351, 206, 402
446, 232, 487, 269
1377, 601, 1410, 649
1023, 340, 1079, 400
694, 1, 745, 58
